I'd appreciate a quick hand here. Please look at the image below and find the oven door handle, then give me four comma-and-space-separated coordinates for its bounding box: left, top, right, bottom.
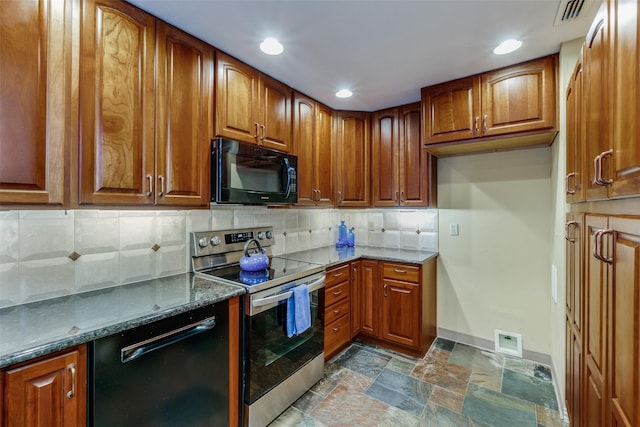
252, 276, 325, 308
120, 316, 216, 363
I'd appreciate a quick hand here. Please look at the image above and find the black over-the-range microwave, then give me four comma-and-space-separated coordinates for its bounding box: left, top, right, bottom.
211, 138, 298, 205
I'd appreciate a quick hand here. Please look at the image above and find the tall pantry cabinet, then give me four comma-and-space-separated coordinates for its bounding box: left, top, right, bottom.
564, 1, 639, 426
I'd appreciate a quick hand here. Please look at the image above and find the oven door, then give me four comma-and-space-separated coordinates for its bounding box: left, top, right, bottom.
244, 275, 324, 405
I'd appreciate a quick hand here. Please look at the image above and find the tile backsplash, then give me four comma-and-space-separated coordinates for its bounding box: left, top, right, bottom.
0, 207, 437, 308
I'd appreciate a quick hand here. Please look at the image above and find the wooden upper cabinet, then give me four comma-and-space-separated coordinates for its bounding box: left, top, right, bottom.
216, 51, 292, 152
79, 0, 156, 205
481, 55, 557, 136
422, 55, 558, 157
609, 0, 640, 198
584, 2, 611, 202
422, 76, 481, 144
372, 103, 433, 207
0, 0, 72, 206
565, 49, 586, 204
155, 22, 213, 207
215, 52, 260, 143
292, 92, 334, 206
335, 111, 370, 207
3, 346, 87, 427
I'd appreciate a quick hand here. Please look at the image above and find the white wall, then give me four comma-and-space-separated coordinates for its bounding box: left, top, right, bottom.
437, 147, 552, 355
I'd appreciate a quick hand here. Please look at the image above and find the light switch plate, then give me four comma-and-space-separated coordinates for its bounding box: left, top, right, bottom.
449, 223, 459, 236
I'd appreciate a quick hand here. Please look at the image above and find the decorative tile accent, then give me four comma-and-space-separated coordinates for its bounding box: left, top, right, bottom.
151, 244, 160, 252
68, 251, 81, 261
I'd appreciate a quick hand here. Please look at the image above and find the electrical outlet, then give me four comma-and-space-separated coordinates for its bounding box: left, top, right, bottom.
449, 223, 459, 236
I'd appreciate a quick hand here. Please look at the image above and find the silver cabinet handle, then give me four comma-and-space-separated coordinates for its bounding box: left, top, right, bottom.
66, 363, 76, 399
260, 124, 266, 141
332, 272, 344, 278
338, 191, 342, 204
474, 116, 479, 135
157, 175, 164, 197
565, 172, 577, 194
592, 153, 602, 185
332, 289, 343, 297
565, 221, 577, 242
598, 149, 613, 185
593, 229, 613, 264
253, 122, 260, 139
146, 174, 153, 197
395, 191, 399, 203
483, 114, 488, 132
400, 191, 405, 203
393, 268, 407, 274
383, 283, 388, 297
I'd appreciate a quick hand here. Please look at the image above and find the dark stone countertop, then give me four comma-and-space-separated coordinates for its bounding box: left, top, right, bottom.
279, 245, 438, 268
0, 273, 245, 368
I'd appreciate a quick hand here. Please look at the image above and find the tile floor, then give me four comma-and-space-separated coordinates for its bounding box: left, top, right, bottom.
268, 338, 568, 427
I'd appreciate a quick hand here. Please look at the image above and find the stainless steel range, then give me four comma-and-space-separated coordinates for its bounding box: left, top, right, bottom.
191, 227, 326, 427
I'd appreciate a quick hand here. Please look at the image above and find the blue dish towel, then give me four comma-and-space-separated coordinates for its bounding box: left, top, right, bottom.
286, 284, 311, 337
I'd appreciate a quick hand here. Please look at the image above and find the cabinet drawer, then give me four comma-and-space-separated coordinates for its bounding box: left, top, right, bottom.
325, 298, 350, 325
324, 313, 351, 358
326, 264, 350, 288
382, 263, 420, 282
325, 280, 350, 307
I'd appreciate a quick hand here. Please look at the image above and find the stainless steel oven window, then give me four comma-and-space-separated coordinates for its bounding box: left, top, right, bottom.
245, 287, 324, 404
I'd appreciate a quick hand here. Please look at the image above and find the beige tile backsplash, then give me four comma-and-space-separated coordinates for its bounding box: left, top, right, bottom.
0, 207, 437, 308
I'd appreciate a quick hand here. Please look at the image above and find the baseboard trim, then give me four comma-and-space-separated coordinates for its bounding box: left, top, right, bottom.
436, 327, 565, 417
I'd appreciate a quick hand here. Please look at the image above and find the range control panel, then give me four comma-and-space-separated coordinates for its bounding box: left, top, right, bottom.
191, 226, 275, 258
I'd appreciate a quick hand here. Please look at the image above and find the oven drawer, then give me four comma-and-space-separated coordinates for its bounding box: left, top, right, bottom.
325, 280, 350, 307
325, 298, 350, 325
326, 264, 350, 287
382, 262, 420, 283
324, 313, 351, 358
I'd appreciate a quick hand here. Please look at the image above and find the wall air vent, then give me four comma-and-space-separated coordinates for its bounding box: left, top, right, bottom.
554, 0, 586, 25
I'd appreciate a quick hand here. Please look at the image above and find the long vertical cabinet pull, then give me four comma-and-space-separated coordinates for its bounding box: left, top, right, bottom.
383, 283, 388, 297
157, 175, 164, 197
565, 221, 578, 242
566, 172, 577, 194
593, 229, 614, 264
146, 174, 153, 197
598, 149, 613, 185
66, 363, 76, 398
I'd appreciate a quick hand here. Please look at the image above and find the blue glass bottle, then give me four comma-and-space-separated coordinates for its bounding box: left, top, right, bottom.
347, 228, 355, 247
337, 220, 348, 247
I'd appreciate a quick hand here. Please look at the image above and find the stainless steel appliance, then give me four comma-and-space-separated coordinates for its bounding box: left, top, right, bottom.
211, 138, 298, 205
191, 227, 325, 427
90, 302, 230, 426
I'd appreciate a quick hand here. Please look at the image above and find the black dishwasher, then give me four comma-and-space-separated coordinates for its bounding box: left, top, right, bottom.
89, 302, 230, 427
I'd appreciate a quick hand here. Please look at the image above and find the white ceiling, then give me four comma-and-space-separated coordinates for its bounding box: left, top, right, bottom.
127, 0, 599, 112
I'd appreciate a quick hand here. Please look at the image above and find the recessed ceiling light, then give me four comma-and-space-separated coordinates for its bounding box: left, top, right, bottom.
493, 39, 522, 55
260, 37, 284, 55
336, 89, 353, 98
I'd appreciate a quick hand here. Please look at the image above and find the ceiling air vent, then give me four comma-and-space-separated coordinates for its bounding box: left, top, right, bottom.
554, 0, 586, 25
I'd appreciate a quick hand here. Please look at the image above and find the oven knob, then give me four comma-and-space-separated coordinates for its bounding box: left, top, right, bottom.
210, 236, 221, 246
198, 237, 209, 248
266, 231, 273, 239
258, 231, 266, 240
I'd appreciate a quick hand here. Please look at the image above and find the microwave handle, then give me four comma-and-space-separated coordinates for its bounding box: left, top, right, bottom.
283, 158, 292, 199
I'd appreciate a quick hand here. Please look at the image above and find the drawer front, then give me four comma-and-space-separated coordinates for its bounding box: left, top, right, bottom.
326, 264, 350, 288
324, 313, 351, 358
383, 262, 420, 283
325, 298, 350, 325
325, 280, 350, 307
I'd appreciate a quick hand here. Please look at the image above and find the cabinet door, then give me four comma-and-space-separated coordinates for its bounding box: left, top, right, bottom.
350, 261, 362, 338
336, 111, 370, 207
398, 103, 430, 207
315, 103, 334, 206
259, 74, 292, 152
422, 76, 480, 144
608, 216, 640, 427
371, 108, 399, 207
566, 213, 584, 337
381, 279, 420, 349
610, 0, 640, 198
79, 0, 156, 205
215, 52, 259, 144
566, 52, 586, 204
584, 3, 611, 201
4, 346, 86, 427
360, 260, 379, 337
156, 23, 213, 207
292, 93, 316, 206
584, 214, 609, 426
481, 55, 557, 137
0, 0, 69, 205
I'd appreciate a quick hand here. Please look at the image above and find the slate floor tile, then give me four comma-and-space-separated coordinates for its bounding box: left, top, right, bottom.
309, 383, 389, 427
536, 405, 569, 427
461, 383, 538, 427
428, 386, 465, 413
332, 343, 391, 379
420, 402, 491, 427
386, 356, 417, 375
449, 343, 503, 375
366, 368, 433, 416
502, 368, 558, 410
268, 407, 328, 427
411, 356, 471, 395
379, 406, 422, 427
433, 337, 456, 352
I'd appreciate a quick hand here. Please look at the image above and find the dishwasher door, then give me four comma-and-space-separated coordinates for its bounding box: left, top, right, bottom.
90, 302, 230, 427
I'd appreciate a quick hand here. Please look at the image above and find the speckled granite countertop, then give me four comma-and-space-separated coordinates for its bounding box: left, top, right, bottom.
280, 246, 438, 268
0, 274, 245, 368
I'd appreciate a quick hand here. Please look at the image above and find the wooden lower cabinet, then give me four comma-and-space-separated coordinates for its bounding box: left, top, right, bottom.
360, 260, 380, 337
1, 346, 87, 427
569, 213, 640, 427
324, 264, 352, 359
350, 261, 362, 338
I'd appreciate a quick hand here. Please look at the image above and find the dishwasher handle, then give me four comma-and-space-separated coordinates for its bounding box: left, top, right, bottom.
121, 316, 216, 363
